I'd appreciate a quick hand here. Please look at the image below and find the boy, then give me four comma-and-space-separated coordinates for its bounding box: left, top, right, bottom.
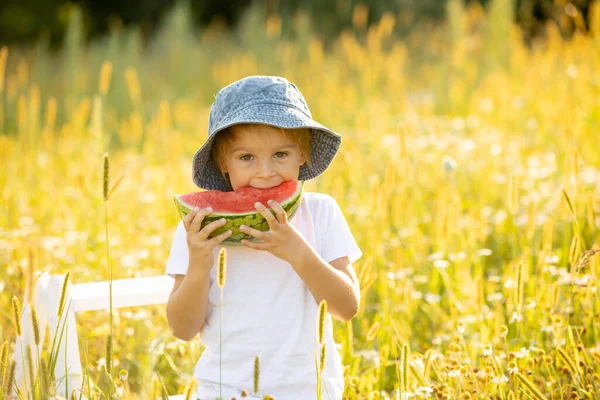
166, 76, 362, 399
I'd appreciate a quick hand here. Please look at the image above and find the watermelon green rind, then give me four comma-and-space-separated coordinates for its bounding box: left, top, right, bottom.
173, 181, 304, 245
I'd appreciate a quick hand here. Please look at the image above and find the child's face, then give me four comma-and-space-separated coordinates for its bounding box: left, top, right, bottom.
222, 124, 306, 190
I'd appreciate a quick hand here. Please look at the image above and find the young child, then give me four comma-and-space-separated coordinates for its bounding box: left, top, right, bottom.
165, 76, 362, 400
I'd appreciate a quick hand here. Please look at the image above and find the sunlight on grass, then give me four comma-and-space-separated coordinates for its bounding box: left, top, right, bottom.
1, 1, 600, 398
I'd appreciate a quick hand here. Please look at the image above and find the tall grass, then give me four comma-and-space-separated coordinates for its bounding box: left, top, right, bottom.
0, 1, 599, 398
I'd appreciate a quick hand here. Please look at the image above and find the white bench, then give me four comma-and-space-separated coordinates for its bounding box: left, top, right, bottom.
14, 272, 185, 399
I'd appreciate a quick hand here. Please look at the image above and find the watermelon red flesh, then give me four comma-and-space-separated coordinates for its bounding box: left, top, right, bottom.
176, 180, 301, 214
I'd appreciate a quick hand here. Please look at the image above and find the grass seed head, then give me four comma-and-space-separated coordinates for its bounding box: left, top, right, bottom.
103, 153, 110, 201
106, 334, 113, 374
31, 306, 40, 346
58, 271, 71, 317
218, 247, 227, 288
11, 297, 22, 337
317, 300, 327, 344
401, 343, 409, 394
319, 342, 327, 374
3, 361, 16, 397
253, 355, 260, 394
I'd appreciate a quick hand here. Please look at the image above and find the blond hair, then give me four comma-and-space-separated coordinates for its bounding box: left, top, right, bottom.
211, 124, 312, 178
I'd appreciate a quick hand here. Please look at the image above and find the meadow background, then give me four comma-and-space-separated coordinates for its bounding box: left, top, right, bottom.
1, 0, 600, 398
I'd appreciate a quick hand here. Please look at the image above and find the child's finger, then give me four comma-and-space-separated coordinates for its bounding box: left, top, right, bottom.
239, 224, 267, 240
207, 230, 233, 247
182, 207, 201, 231
198, 218, 228, 240
267, 200, 287, 223
241, 239, 268, 251
254, 202, 278, 229
189, 207, 212, 233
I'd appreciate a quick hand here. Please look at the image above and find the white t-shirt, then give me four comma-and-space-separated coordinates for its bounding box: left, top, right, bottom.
165, 192, 362, 400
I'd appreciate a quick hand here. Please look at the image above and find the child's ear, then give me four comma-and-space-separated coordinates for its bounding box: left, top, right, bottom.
299, 152, 307, 166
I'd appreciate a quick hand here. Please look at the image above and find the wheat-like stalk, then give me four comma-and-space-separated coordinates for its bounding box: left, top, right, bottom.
57, 271, 71, 317
409, 363, 428, 387
3, 360, 16, 397
515, 372, 546, 400
551, 282, 560, 310
218, 248, 227, 288
31, 306, 40, 346
103, 153, 110, 201
400, 343, 409, 398
319, 343, 327, 374
423, 348, 434, 378
253, 355, 260, 394
40, 356, 51, 397
106, 334, 113, 374
217, 247, 227, 400
572, 249, 600, 273
514, 260, 524, 312
102, 152, 115, 395
26, 345, 34, 393
1, 341, 9, 391
12, 297, 22, 337
317, 300, 327, 344
557, 347, 579, 374
0, 341, 8, 371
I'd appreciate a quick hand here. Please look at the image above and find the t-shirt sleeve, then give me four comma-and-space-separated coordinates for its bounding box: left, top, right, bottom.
318, 195, 362, 264
165, 220, 189, 278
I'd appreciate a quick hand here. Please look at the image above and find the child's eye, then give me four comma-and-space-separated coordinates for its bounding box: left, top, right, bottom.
274, 152, 288, 158
239, 154, 254, 161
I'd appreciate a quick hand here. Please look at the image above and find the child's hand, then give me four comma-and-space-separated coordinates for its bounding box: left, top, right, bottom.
183, 207, 232, 275
240, 200, 310, 264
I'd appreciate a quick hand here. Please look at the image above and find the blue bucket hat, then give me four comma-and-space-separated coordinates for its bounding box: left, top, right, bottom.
192, 76, 342, 191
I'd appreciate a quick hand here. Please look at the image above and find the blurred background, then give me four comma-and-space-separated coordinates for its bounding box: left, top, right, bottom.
1, 0, 599, 399
0, 0, 595, 45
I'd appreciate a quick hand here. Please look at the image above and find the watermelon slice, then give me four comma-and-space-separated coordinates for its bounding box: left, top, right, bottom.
173, 180, 304, 245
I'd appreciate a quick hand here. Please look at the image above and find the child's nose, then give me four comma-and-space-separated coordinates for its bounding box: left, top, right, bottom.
256, 160, 276, 177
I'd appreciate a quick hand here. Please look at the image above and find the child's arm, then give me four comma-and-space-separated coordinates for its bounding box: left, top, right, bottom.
166, 207, 232, 341
166, 267, 211, 341
291, 252, 360, 322
240, 200, 360, 322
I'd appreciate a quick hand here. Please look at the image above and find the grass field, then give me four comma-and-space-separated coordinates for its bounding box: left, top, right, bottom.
1, 1, 600, 398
